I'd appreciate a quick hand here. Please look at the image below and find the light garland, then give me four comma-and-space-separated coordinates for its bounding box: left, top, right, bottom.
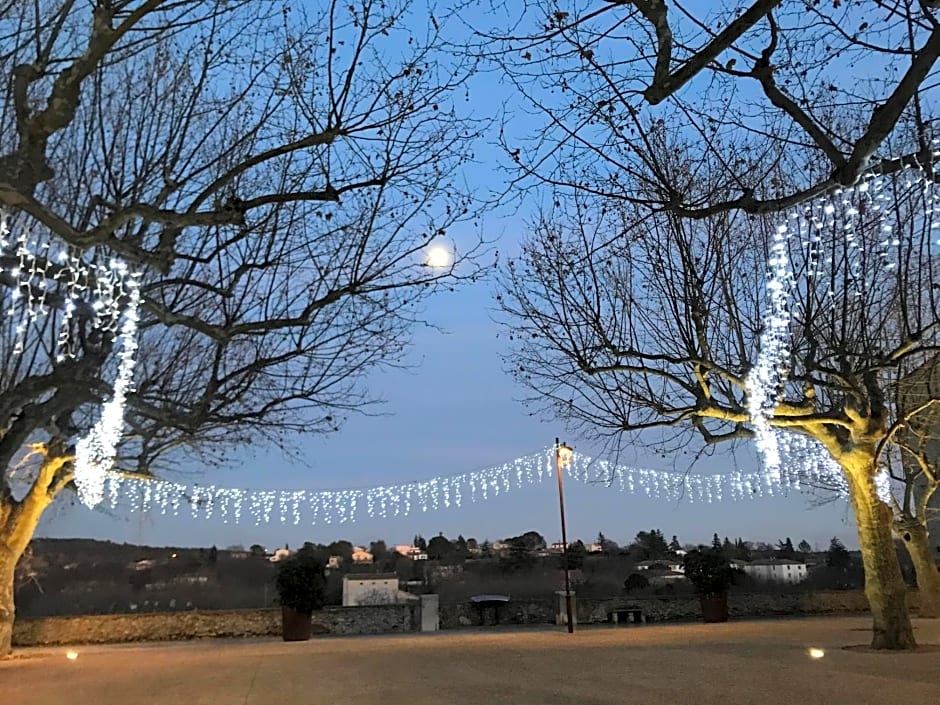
73, 278, 141, 507
92, 444, 862, 527
747, 158, 939, 504
745, 218, 794, 489
1, 209, 142, 507
102, 451, 552, 525
0, 211, 133, 360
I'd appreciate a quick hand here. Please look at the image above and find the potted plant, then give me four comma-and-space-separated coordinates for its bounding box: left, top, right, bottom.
683, 548, 736, 623
275, 546, 326, 641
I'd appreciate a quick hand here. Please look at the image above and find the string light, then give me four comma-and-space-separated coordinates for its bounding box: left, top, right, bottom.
74, 278, 140, 507
1, 211, 134, 360
1, 209, 142, 507
90, 445, 862, 527
747, 161, 938, 502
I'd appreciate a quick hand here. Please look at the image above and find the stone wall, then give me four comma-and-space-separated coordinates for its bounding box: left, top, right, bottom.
439, 590, 902, 629
13, 603, 417, 647
13, 590, 914, 647
574, 590, 880, 625
440, 599, 555, 628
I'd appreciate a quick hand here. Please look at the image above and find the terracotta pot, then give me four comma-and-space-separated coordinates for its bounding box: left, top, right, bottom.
281, 606, 312, 641
700, 595, 729, 623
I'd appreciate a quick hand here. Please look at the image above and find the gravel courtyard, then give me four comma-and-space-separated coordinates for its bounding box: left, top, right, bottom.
2, 617, 939, 705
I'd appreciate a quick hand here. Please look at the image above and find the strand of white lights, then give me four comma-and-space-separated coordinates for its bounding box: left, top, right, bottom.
565, 450, 863, 505
745, 160, 939, 503
74, 276, 141, 507
90, 446, 864, 527
99, 451, 554, 526
1, 210, 142, 507
0, 211, 132, 361
745, 215, 794, 490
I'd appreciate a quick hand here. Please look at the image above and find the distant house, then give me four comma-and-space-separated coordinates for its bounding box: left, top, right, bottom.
587, 543, 603, 554
392, 545, 427, 561
342, 573, 404, 606
548, 541, 569, 554
268, 548, 292, 563
635, 558, 685, 574
491, 541, 511, 557
740, 558, 808, 584
351, 547, 374, 564
327, 555, 343, 569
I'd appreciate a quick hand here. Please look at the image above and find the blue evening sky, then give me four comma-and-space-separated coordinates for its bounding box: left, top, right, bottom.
37, 2, 861, 552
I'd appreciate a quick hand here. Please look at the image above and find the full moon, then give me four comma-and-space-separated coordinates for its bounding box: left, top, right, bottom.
425, 245, 453, 268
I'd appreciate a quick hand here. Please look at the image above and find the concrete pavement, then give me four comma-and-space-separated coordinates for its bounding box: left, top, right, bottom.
2, 617, 939, 705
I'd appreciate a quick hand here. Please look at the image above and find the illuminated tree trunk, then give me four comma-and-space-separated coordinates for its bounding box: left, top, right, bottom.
845, 456, 916, 650
900, 523, 940, 619
0, 455, 60, 657
0, 543, 17, 657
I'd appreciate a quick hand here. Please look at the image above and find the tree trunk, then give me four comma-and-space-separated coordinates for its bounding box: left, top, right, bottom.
900, 523, 940, 618
0, 460, 61, 657
845, 461, 917, 650
0, 545, 15, 656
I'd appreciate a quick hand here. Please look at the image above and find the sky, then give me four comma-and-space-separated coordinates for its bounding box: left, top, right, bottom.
36, 1, 863, 552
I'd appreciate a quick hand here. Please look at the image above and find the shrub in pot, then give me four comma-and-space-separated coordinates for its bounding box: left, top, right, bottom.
683, 548, 736, 623
275, 546, 326, 641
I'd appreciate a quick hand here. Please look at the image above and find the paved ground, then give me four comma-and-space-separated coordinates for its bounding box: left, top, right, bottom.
2, 617, 940, 705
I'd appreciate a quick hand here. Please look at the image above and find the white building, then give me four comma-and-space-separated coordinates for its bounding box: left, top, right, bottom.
740, 558, 808, 584
393, 545, 428, 561
342, 573, 404, 606
635, 558, 685, 574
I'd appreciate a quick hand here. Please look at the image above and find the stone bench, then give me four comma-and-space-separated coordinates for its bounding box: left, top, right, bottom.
609, 607, 646, 625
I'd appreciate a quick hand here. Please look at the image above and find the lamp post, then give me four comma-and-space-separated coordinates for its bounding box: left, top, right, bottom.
555, 438, 575, 633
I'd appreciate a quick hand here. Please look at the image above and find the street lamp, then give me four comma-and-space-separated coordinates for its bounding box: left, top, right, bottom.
555, 438, 575, 633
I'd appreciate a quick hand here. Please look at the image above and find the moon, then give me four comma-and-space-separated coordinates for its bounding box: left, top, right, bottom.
425, 244, 453, 268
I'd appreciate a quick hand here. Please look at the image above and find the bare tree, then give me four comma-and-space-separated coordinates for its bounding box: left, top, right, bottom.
0, 0, 482, 655
813, 355, 940, 618
480, 0, 940, 650
477, 0, 940, 215
498, 153, 940, 649
884, 358, 940, 615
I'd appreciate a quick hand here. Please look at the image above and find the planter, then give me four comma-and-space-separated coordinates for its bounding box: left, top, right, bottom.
700, 595, 729, 623
281, 606, 312, 641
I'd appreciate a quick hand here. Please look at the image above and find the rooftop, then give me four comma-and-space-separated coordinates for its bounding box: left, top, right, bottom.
342, 573, 399, 581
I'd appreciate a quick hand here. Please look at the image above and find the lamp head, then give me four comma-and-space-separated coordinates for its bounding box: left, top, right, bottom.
557, 442, 573, 469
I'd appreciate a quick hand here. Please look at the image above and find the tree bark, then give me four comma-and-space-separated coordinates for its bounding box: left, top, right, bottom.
900, 523, 940, 618
845, 458, 917, 649
0, 453, 62, 657
0, 544, 16, 656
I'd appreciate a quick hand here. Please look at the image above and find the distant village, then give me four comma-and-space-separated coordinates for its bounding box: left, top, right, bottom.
15, 529, 879, 618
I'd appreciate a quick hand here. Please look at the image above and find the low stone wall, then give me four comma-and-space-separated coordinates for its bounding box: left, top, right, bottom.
14, 590, 914, 647
440, 590, 901, 629
440, 599, 555, 628
575, 591, 880, 625
13, 603, 417, 647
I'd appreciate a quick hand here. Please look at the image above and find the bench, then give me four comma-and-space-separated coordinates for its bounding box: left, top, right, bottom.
609, 608, 646, 625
